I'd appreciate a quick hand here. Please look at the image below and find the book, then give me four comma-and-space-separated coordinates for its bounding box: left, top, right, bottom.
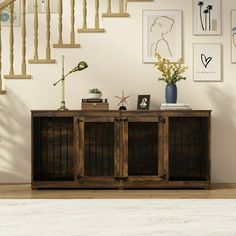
82, 98, 108, 103
81, 102, 109, 110
160, 106, 192, 110
160, 103, 191, 107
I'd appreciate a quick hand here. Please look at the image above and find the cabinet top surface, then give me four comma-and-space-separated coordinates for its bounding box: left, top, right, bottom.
31, 110, 212, 117
31, 110, 212, 112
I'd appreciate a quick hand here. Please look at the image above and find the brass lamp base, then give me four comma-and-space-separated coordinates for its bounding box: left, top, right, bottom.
58, 101, 68, 111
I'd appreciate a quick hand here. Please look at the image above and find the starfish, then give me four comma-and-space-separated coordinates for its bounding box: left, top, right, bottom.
114, 90, 131, 107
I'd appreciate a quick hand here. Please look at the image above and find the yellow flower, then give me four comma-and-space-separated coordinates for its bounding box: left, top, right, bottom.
154, 53, 188, 84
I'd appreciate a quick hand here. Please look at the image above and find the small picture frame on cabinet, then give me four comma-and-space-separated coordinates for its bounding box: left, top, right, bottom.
137, 95, 151, 110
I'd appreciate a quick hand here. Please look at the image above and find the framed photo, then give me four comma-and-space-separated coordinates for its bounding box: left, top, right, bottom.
193, 0, 221, 35
0, 0, 21, 26
231, 10, 236, 63
137, 95, 151, 110
193, 43, 222, 82
27, 0, 58, 13
142, 10, 182, 63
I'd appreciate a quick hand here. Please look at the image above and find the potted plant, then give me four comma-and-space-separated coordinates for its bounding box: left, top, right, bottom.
88, 88, 102, 99
154, 53, 188, 103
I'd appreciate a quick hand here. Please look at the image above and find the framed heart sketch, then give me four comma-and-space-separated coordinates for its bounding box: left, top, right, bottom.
231, 10, 236, 63
193, 43, 222, 82
142, 10, 182, 63
193, 0, 221, 35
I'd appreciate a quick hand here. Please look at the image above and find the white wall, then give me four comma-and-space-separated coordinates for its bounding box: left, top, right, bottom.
0, 0, 236, 183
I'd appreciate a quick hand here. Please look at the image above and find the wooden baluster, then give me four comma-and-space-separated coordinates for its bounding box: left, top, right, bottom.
107, 0, 111, 14
78, 0, 105, 33
54, 0, 80, 48
82, 0, 87, 29
0, 9, 6, 94
119, 0, 123, 14
103, 0, 129, 17
21, 0, 29, 76
124, 0, 127, 14
9, 3, 14, 75
46, 0, 52, 60
95, 0, 99, 29
5, 1, 31, 79
32, 0, 39, 60
70, 0, 75, 44
58, 0, 63, 45
30, 0, 55, 63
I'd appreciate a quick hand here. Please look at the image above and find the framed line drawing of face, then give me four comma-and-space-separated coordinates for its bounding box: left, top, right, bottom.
231, 10, 236, 63
142, 10, 182, 63
137, 95, 151, 110
193, 43, 222, 82
0, 1, 21, 26
193, 0, 221, 35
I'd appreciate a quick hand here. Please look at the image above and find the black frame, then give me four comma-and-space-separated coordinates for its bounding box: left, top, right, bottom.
137, 95, 151, 110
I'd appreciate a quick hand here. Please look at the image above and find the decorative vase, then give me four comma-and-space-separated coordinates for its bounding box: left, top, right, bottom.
165, 84, 177, 103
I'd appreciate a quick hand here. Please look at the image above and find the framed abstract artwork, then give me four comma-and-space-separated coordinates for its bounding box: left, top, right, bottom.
193, 0, 221, 35
193, 43, 222, 82
0, 0, 21, 26
231, 10, 236, 63
142, 10, 182, 63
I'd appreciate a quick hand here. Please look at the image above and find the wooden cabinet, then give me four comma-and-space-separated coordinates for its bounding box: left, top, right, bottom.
32, 110, 211, 189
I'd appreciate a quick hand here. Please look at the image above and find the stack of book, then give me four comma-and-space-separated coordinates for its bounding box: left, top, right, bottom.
81, 98, 109, 110
160, 103, 192, 110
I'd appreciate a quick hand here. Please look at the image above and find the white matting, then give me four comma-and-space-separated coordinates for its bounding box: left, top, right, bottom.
0, 200, 236, 236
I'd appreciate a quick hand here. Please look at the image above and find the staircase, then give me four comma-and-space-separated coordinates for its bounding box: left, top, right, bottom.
0, 0, 153, 95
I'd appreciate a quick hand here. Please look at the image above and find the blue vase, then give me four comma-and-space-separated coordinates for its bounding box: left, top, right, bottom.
165, 84, 177, 103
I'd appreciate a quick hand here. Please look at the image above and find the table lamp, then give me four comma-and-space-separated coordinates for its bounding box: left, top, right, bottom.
53, 55, 88, 110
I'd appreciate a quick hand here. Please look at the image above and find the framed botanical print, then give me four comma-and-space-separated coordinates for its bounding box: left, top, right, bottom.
193, 43, 222, 82
231, 10, 236, 63
142, 10, 182, 63
0, 0, 21, 26
193, 0, 221, 35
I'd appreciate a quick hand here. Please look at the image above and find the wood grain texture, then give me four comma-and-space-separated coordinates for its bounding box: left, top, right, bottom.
0, 0, 15, 10
31, 110, 211, 189
2, 184, 236, 199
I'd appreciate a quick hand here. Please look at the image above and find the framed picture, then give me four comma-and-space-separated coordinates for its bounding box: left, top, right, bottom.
231, 10, 236, 63
193, 0, 221, 35
137, 95, 151, 110
193, 43, 222, 82
142, 10, 182, 63
0, 0, 21, 26
27, 0, 58, 13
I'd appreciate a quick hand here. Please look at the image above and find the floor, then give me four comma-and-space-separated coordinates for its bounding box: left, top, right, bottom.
1, 199, 236, 235
0, 184, 236, 199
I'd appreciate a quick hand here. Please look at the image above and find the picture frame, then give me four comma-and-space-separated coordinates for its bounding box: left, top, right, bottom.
193, 43, 222, 82
193, 0, 221, 35
142, 10, 182, 63
27, 0, 58, 13
137, 95, 151, 110
231, 10, 236, 63
0, 0, 21, 26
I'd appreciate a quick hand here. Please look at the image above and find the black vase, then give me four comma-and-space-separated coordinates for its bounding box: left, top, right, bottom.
165, 84, 177, 103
